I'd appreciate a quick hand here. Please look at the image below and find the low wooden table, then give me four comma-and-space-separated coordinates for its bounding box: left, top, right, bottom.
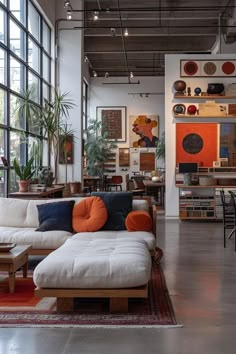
9, 185, 64, 199
0, 245, 32, 293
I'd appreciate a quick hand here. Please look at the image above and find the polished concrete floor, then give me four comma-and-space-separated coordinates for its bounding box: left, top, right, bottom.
1, 218, 236, 354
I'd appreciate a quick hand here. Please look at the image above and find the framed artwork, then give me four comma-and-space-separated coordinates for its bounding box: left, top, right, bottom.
176, 123, 218, 167
129, 115, 159, 148
180, 60, 236, 77
59, 135, 73, 164
96, 106, 126, 142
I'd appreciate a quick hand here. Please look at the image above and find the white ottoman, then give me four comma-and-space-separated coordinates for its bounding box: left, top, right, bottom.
33, 237, 152, 312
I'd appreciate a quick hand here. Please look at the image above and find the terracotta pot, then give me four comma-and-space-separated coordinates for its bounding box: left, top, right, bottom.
63, 183, 72, 197
18, 180, 30, 192
70, 182, 81, 194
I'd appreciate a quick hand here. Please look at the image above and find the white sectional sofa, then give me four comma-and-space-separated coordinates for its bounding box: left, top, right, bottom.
0, 196, 156, 255
0, 195, 157, 312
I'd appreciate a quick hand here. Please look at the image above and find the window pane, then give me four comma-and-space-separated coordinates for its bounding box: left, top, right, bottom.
10, 130, 26, 164
43, 21, 50, 53
10, 94, 26, 130
0, 168, 6, 197
10, 56, 25, 93
9, 168, 18, 192
28, 136, 42, 169
0, 8, 6, 44
43, 82, 49, 101
10, 19, 25, 59
28, 103, 40, 135
9, 0, 26, 25
28, 2, 40, 42
0, 47, 6, 85
0, 129, 6, 161
43, 53, 50, 82
28, 71, 40, 104
0, 89, 6, 124
28, 38, 40, 73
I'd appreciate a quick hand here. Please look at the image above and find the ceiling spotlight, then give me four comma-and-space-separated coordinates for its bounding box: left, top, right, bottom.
93, 70, 97, 77
110, 28, 116, 37
64, 1, 70, 8
145, 93, 149, 98
130, 71, 134, 79
105, 72, 109, 78
93, 11, 99, 21
124, 28, 129, 36
67, 10, 72, 20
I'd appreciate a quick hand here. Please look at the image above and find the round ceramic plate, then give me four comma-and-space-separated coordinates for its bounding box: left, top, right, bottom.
0, 243, 16, 252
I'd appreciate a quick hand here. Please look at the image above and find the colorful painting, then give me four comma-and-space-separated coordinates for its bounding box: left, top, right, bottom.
96, 106, 126, 142
180, 60, 236, 77
129, 115, 159, 148
176, 123, 218, 167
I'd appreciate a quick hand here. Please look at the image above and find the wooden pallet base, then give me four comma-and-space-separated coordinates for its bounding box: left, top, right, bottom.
35, 284, 148, 313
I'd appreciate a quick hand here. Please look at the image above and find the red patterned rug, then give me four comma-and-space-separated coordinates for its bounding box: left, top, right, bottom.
0, 264, 180, 328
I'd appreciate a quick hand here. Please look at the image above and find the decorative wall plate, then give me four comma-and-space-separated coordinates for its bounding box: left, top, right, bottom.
182, 133, 203, 154
180, 60, 236, 77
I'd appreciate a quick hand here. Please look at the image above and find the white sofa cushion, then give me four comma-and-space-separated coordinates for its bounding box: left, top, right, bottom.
33, 237, 151, 289
72, 230, 156, 251
0, 227, 72, 249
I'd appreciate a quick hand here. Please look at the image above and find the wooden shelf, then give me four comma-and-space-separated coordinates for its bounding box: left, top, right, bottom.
174, 95, 236, 99
176, 184, 236, 188
173, 114, 236, 118
180, 216, 216, 220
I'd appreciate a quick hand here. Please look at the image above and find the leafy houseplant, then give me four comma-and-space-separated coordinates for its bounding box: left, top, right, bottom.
84, 119, 118, 177
16, 89, 76, 183
13, 156, 35, 192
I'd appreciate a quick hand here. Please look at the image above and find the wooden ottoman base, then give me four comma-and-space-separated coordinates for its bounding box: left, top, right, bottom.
35, 284, 148, 313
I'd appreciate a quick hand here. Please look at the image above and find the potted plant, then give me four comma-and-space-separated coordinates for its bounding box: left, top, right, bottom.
16, 89, 76, 183
13, 156, 35, 192
84, 119, 117, 177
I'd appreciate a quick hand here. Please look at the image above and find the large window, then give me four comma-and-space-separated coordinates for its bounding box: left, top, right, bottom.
0, 0, 52, 195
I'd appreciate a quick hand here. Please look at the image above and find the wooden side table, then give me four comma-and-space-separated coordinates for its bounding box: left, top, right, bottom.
0, 245, 32, 293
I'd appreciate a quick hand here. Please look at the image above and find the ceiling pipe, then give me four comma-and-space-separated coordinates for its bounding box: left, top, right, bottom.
70, 6, 236, 13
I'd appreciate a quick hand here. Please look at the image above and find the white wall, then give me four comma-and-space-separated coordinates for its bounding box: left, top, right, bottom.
57, 30, 83, 184
165, 53, 236, 218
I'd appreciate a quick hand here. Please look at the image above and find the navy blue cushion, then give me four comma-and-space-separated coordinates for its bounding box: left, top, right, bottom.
36, 200, 75, 232
91, 192, 132, 230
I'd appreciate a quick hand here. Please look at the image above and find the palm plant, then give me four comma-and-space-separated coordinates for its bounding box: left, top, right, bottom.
15, 89, 76, 182
84, 119, 118, 176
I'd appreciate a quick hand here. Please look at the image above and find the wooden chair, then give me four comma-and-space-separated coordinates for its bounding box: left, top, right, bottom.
220, 190, 236, 250
107, 175, 123, 191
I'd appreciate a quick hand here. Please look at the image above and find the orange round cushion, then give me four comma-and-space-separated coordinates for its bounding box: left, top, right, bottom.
72, 197, 108, 232
125, 210, 152, 232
